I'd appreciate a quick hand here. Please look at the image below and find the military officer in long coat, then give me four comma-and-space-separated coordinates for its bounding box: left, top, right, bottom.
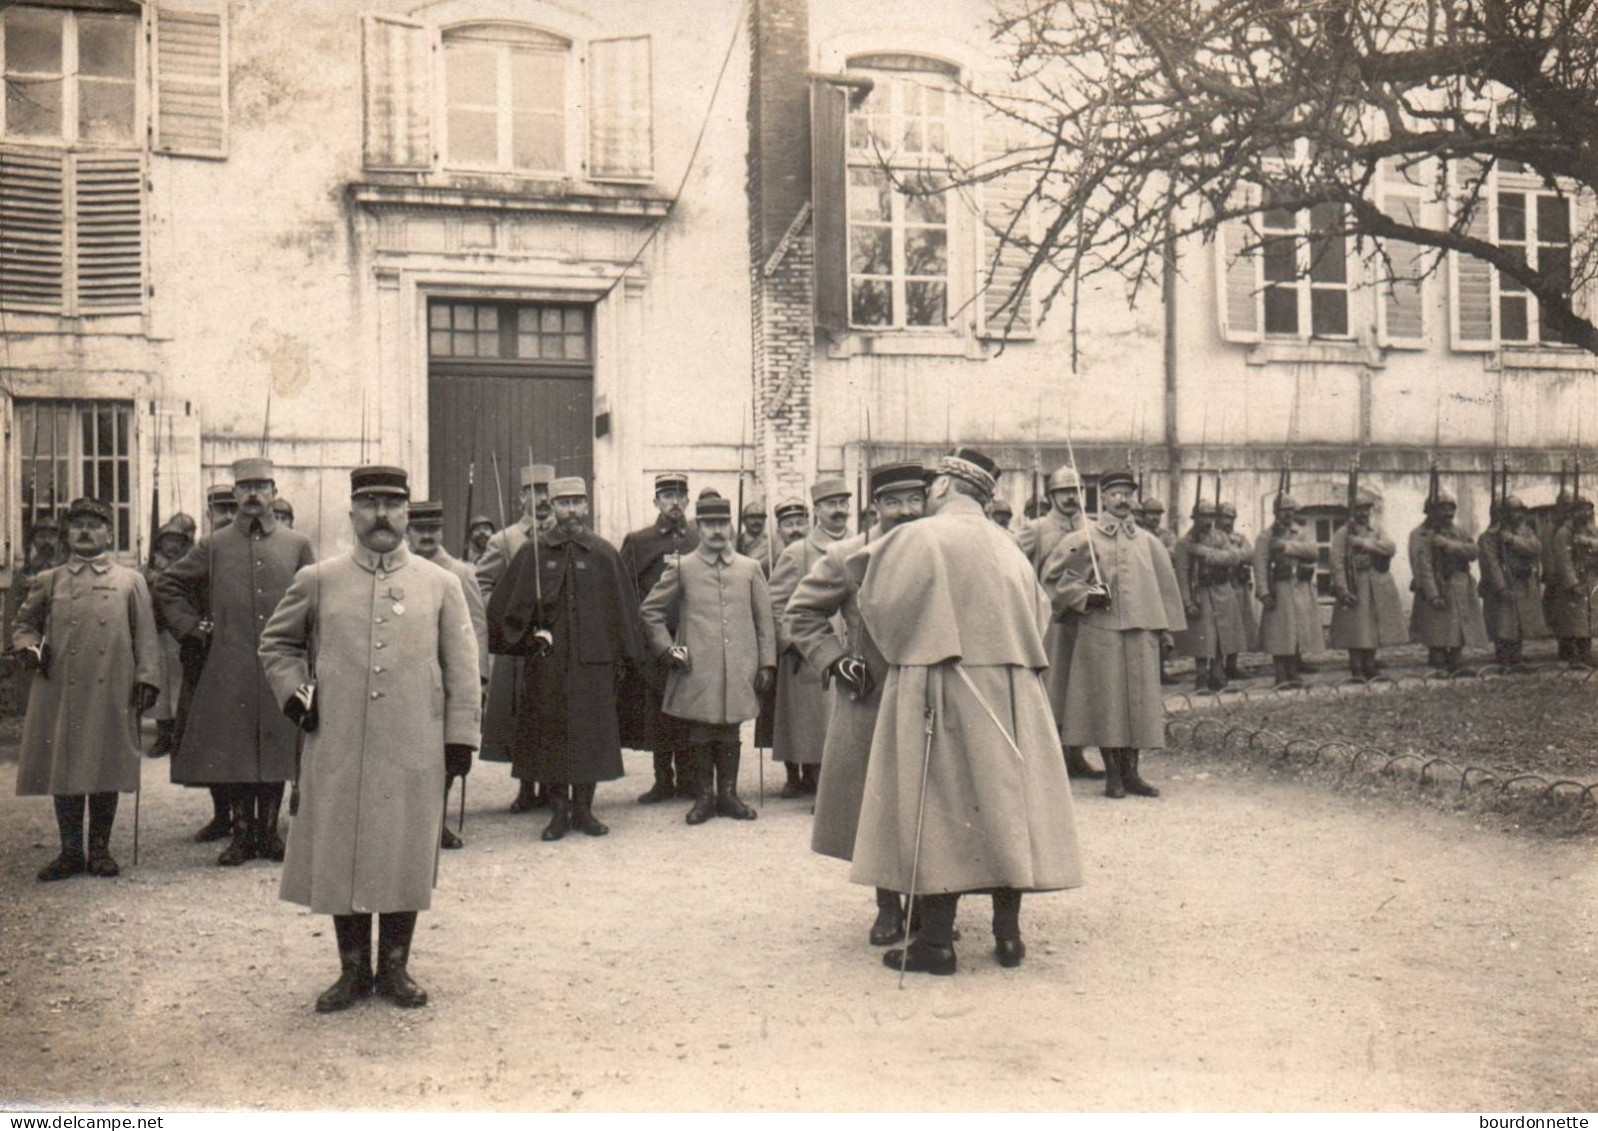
260, 466, 481, 1013
1539, 492, 1576, 662
177, 485, 235, 843
1552, 496, 1598, 667
1477, 495, 1548, 669
785, 462, 926, 946
850, 448, 1082, 975
1407, 490, 1489, 674
1135, 496, 1179, 684
768, 479, 853, 798
1172, 500, 1251, 692
1215, 502, 1257, 678
639, 494, 776, 826
738, 500, 773, 573
1327, 490, 1406, 680
1252, 494, 1323, 688
475, 463, 555, 810
406, 501, 489, 849
143, 517, 194, 759
1045, 469, 1187, 800
756, 498, 808, 751
14, 497, 162, 881
156, 458, 315, 866
488, 477, 642, 842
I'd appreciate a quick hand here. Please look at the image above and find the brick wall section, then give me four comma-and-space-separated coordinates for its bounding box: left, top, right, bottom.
747, 0, 815, 504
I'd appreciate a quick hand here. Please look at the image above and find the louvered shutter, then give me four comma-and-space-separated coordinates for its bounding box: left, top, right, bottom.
976, 106, 1037, 340
1449, 175, 1496, 350
75, 155, 144, 314
1375, 161, 1428, 348
362, 14, 433, 172
1216, 191, 1263, 343
589, 36, 652, 182
0, 149, 67, 313
153, 1, 229, 158
810, 78, 849, 337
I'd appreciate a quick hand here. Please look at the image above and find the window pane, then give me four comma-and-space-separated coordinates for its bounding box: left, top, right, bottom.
925, 121, 947, 154
510, 48, 563, 107
1308, 231, 1346, 284
517, 308, 538, 332
478, 331, 499, 357
905, 229, 947, 275
448, 109, 498, 164
477, 306, 498, 331
453, 331, 477, 356
4, 7, 63, 73
540, 309, 561, 332
1540, 244, 1571, 292
445, 44, 497, 106
848, 168, 890, 221
1500, 295, 1529, 342
1537, 195, 1570, 244
430, 305, 451, 329
563, 334, 587, 360
1262, 206, 1296, 232
540, 335, 563, 359
79, 78, 136, 142
429, 330, 452, 355
1262, 234, 1296, 282
563, 308, 585, 332
78, 13, 137, 79
905, 190, 946, 224
453, 304, 476, 328
905, 280, 947, 326
1310, 289, 1347, 336
849, 225, 891, 275
6, 78, 62, 138
901, 119, 924, 153
517, 333, 538, 358
1264, 286, 1298, 334
1497, 192, 1526, 242
850, 280, 892, 326
512, 112, 562, 170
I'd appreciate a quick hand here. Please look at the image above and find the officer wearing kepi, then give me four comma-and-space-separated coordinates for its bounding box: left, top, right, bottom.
260, 466, 481, 1013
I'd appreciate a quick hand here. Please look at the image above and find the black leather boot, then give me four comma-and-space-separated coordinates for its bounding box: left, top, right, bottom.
39, 794, 87, 882
441, 776, 462, 849
799, 763, 819, 794
375, 912, 427, 1008
509, 778, 539, 813
541, 788, 572, 842
1103, 749, 1127, 799
217, 792, 256, 866
869, 888, 905, 946
1122, 749, 1161, 797
1348, 651, 1364, 679
316, 913, 373, 1013
672, 750, 698, 800
1224, 654, 1243, 680
1193, 658, 1210, 692
715, 744, 758, 820
1426, 646, 1446, 671
194, 785, 231, 843
1361, 650, 1381, 680
991, 888, 1025, 968
636, 753, 675, 804
884, 893, 957, 974
1444, 647, 1463, 675
258, 783, 286, 862
685, 746, 718, 825
1208, 658, 1228, 691
779, 761, 803, 799
1063, 745, 1105, 780
570, 783, 608, 836
85, 792, 119, 877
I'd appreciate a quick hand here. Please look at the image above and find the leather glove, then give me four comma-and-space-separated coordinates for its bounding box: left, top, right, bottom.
529, 628, 554, 658
826, 654, 875, 701
132, 682, 159, 714
1429, 595, 1448, 610
664, 645, 691, 671
1184, 603, 1201, 620
15, 642, 49, 675
1084, 588, 1112, 611
284, 683, 319, 733
753, 665, 777, 695
445, 743, 474, 778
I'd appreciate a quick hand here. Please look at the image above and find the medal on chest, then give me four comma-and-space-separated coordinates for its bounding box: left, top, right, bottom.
385, 586, 406, 616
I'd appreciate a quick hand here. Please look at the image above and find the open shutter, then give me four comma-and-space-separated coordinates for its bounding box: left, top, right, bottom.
1449, 176, 1496, 351
976, 106, 1037, 340
362, 14, 433, 172
0, 149, 67, 314
1216, 189, 1263, 343
810, 77, 849, 337
1374, 160, 1428, 348
75, 154, 144, 314
589, 36, 652, 182
153, 0, 229, 158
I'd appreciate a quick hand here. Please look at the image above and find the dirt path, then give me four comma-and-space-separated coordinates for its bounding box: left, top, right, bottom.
1, 746, 1593, 1113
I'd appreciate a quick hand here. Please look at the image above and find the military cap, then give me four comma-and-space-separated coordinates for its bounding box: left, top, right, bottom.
699, 486, 723, 500
870, 461, 926, 498
1047, 466, 1081, 494
991, 497, 1015, 518
469, 513, 495, 529
207, 483, 236, 505
810, 478, 851, 504
521, 463, 556, 489
409, 500, 445, 524
742, 499, 766, 519
66, 496, 114, 525
156, 518, 193, 542
1427, 489, 1456, 507
1501, 494, 1526, 511
654, 472, 689, 494
551, 476, 587, 499
937, 447, 999, 497
1098, 468, 1138, 493
774, 497, 807, 520
350, 465, 409, 498
168, 512, 198, 536
696, 495, 732, 521
1191, 499, 1218, 519
271, 498, 294, 521
232, 456, 274, 484
1139, 496, 1166, 515
32, 512, 61, 532
1215, 501, 1238, 518
1273, 493, 1301, 510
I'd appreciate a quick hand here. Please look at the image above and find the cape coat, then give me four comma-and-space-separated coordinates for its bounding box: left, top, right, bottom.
768, 526, 847, 762
1171, 529, 1251, 659
13, 558, 162, 796
846, 495, 1081, 895
639, 545, 776, 726
617, 515, 699, 749
1327, 524, 1408, 649
1045, 514, 1187, 749
1477, 522, 1549, 643
486, 527, 641, 784
1252, 522, 1325, 656
1408, 523, 1490, 649
1016, 508, 1084, 725
154, 514, 315, 784
473, 514, 546, 763
260, 543, 482, 916
1552, 525, 1598, 637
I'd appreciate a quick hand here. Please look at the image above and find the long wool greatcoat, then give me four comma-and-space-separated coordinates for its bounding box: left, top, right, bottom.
768, 527, 846, 763
617, 516, 699, 749
1017, 508, 1084, 725
1223, 529, 1260, 650
427, 547, 490, 678
1045, 515, 1187, 750
639, 545, 776, 726
1171, 530, 1251, 659
847, 496, 1082, 895
1252, 522, 1324, 656
486, 527, 641, 785
1407, 523, 1490, 649
474, 515, 543, 763
260, 543, 482, 916
1477, 522, 1549, 643
14, 558, 162, 796
1327, 524, 1407, 649
154, 515, 315, 784
1552, 524, 1598, 636
784, 528, 887, 862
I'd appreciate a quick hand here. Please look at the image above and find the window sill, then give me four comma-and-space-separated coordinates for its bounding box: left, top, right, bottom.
1490, 345, 1594, 372
1244, 339, 1380, 367
826, 330, 987, 359
350, 178, 671, 220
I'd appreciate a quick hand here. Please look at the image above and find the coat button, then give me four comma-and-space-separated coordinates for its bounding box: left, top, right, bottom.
371, 691, 383, 699
373, 666, 384, 674
375, 642, 385, 649
375, 617, 385, 624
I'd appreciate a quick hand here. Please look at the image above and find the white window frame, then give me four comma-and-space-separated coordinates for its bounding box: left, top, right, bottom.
1259, 196, 1353, 341
1488, 169, 1574, 347
437, 22, 581, 180
0, 3, 144, 151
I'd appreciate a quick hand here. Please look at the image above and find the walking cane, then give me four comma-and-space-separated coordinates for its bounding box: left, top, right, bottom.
900, 695, 937, 989
459, 774, 467, 836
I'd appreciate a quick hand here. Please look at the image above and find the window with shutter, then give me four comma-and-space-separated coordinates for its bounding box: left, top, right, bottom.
1216, 193, 1262, 344
588, 36, 651, 182
0, 147, 66, 312
1374, 159, 1429, 348
153, 1, 228, 158
976, 102, 1036, 340
361, 14, 432, 172
2, 3, 139, 146
810, 77, 849, 337
441, 24, 569, 176
74, 153, 141, 311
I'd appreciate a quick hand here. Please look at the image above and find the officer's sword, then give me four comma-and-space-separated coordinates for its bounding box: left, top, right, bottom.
900, 696, 937, 989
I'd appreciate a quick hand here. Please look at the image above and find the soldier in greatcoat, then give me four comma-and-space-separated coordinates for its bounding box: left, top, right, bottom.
769, 480, 853, 797
156, 459, 315, 865
851, 448, 1082, 975
143, 517, 194, 759
1539, 492, 1576, 662
465, 515, 496, 566
475, 463, 555, 810
1551, 496, 1598, 667
639, 494, 775, 826
260, 466, 481, 1013
488, 477, 642, 842
1407, 490, 1489, 674
1477, 495, 1548, 670
1171, 500, 1251, 692
1215, 502, 1257, 679
754, 498, 808, 751
1327, 490, 1406, 679
1135, 496, 1179, 684
1017, 466, 1102, 778
13, 497, 161, 881
785, 462, 927, 946
176, 485, 235, 842
619, 472, 700, 803
1253, 494, 1324, 688
1045, 469, 1187, 800
406, 501, 489, 849
738, 500, 773, 572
